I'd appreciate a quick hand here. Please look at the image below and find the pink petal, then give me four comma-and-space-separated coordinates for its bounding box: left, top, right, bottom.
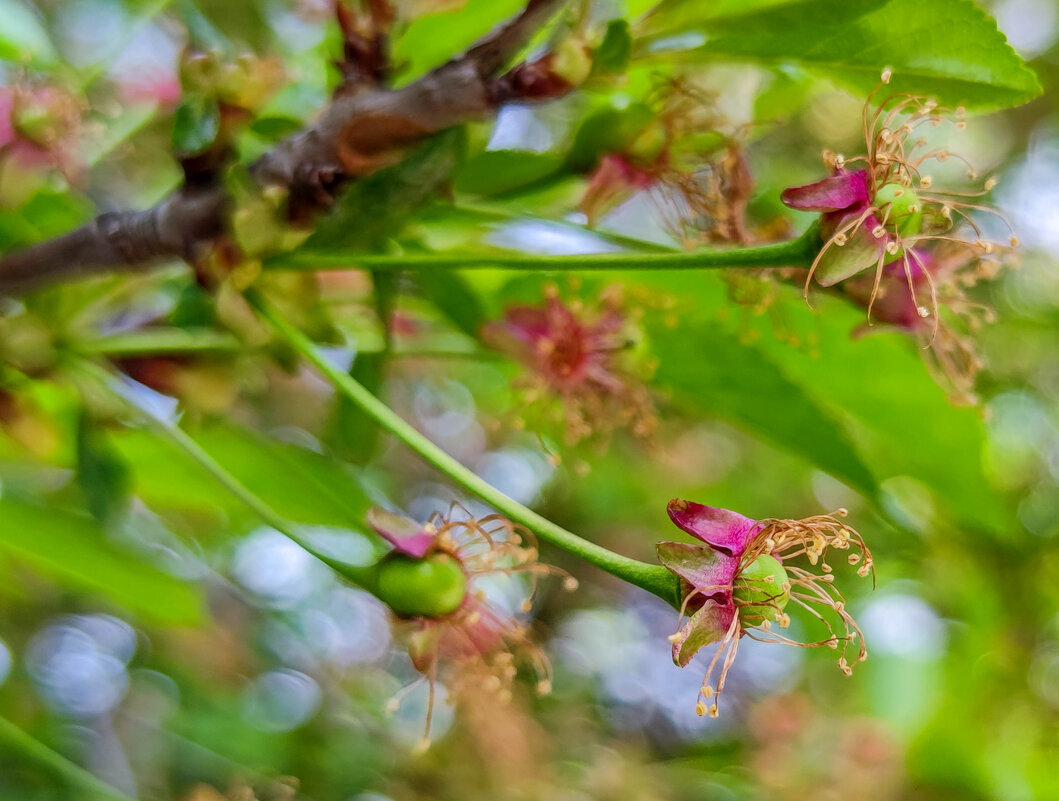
666, 499, 757, 557
781, 169, 871, 213
656, 541, 738, 602
671, 598, 737, 667
366, 508, 435, 558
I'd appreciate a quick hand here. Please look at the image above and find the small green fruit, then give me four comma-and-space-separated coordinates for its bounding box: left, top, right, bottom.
375, 554, 467, 618
874, 182, 923, 240
733, 554, 790, 627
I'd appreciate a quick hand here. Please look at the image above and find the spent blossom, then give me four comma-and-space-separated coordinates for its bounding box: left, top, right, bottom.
482, 286, 655, 443
781, 69, 1015, 340
658, 499, 873, 717
580, 78, 752, 245
367, 507, 577, 749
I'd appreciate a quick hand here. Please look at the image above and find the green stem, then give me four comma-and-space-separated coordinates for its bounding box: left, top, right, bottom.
0, 716, 139, 801
69, 359, 380, 594
266, 224, 820, 273
76, 329, 242, 357
249, 292, 681, 607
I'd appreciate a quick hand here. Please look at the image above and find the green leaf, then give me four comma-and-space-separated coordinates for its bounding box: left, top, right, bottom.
641, 0, 1042, 111
114, 422, 373, 528
642, 272, 1010, 536
566, 102, 654, 172
593, 19, 632, 75
76, 412, 132, 524
416, 268, 487, 338
454, 150, 563, 197
647, 314, 878, 495
172, 95, 221, 157
296, 129, 465, 255
0, 0, 56, 65
331, 271, 396, 464
0, 496, 203, 624
391, 0, 525, 83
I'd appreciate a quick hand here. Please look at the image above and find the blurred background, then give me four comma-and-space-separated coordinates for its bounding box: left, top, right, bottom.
1, 0, 1059, 799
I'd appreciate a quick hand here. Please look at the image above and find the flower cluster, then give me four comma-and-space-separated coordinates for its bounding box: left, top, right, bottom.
659, 500, 873, 717
367, 507, 576, 748
483, 286, 655, 444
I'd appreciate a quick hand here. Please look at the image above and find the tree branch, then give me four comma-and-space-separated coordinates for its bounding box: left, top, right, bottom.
0, 0, 568, 296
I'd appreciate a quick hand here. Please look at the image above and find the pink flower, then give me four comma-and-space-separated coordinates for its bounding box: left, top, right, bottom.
781, 70, 1015, 331
367, 507, 576, 748
580, 153, 657, 226
781, 168, 888, 287
658, 499, 873, 717
483, 288, 655, 442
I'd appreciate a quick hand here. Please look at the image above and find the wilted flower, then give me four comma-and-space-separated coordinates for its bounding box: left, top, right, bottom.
367, 507, 577, 748
781, 69, 1014, 336
482, 286, 655, 443
580, 78, 752, 245
658, 499, 873, 717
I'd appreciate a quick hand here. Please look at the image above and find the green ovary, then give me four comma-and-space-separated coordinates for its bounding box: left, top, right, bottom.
874, 182, 923, 240
733, 554, 790, 627
375, 553, 468, 618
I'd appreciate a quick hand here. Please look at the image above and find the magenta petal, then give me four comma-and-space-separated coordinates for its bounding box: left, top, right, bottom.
671, 599, 736, 667
656, 541, 738, 602
366, 508, 435, 558
666, 499, 757, 557
781, 169, 871, 213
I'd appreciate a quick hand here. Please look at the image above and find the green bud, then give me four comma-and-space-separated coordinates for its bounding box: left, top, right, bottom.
552, 39, 593, 88
375, 553, 467, 618
733, 554, 790, 627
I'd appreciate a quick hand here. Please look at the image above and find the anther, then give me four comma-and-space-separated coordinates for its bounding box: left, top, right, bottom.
984, 177, 998, 191
919, 175, 933, 188
872, 225, 887, 239
563, 577, 580, 591
696, 702, 708, 716
881, 67, 893, 84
